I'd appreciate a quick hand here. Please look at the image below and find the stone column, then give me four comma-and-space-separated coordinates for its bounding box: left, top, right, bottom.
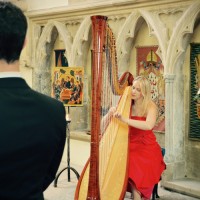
162, 74, 176, 181
164, 74, 175, 164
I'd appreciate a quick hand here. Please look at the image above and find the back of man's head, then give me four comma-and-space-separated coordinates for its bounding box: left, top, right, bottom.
0, 2, 27, 64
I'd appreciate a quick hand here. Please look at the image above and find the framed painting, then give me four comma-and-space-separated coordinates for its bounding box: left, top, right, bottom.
136, 45, 165, 133
51, 67, 84, 106
189, 43, 200, 139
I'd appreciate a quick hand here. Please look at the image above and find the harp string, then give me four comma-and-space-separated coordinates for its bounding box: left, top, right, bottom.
99, 26, 114, 185
99, 86, 130, 187
75, 16, 133, 200
99, 23, 130, 189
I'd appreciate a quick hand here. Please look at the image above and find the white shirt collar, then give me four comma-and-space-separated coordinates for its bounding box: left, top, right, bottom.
0, 72, 22, 78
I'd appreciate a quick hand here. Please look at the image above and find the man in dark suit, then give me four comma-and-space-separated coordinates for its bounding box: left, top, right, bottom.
0, 2, 66, 200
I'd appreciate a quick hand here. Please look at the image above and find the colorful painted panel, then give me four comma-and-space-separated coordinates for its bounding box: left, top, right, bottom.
136, 46, 165, 133
190, 43, 200, 139
51, 67, 84, 106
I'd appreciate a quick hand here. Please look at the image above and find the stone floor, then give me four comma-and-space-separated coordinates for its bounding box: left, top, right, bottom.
44, 162, 200, 200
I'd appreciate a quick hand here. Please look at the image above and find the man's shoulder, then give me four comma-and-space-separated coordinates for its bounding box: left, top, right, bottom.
31, 89, 63, 107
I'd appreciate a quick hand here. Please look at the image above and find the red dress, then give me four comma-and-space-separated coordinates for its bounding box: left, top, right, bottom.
128, 116, 166, 199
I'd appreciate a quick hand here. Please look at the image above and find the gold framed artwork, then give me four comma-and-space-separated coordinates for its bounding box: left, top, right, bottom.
51, 67, 84, 106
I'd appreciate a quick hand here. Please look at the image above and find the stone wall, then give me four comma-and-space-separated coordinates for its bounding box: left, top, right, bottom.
19, 0, 200, 182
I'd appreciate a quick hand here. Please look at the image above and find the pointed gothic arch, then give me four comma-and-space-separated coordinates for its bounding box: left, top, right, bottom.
33, 20, 72, 94
166, 0, 200, 74
70, 16, 92, 67
116, 9, 168, 73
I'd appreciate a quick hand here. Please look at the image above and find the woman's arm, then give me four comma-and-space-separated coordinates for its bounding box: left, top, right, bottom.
114, 101, 158, 130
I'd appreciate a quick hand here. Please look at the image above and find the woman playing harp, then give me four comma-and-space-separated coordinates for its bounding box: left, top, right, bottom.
75, 15, 133, 200
114, 76, 166, 200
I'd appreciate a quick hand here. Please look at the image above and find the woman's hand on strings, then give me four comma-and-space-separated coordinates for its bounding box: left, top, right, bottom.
114, 112, 129, 125
108, 107, 116, 116
114, 112, 122, 120
101, 107, 116, 127
107, 108, 130, 126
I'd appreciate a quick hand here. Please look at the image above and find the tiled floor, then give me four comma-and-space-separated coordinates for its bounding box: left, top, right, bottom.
44, 161, 200, 200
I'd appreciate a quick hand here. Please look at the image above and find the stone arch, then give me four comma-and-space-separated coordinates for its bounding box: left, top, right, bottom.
166, 0, 200, 74
155, 3, 200, 184
116, 9, 171, 160
70, 16, 92, 67
164, 0, 200, 164
33, 20, 72, 94
116, 11, 143, 73
139, 9, 168, 66
116, 9, 168, 73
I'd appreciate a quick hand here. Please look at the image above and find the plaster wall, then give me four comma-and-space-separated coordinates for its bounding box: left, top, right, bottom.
20, 44, 33, 87
26, 0, 68, 11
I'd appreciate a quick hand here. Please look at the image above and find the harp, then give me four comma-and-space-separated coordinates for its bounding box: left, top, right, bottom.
75, 15, 133, 200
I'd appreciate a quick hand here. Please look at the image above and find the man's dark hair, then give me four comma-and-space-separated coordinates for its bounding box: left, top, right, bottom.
0, 2, 27, 63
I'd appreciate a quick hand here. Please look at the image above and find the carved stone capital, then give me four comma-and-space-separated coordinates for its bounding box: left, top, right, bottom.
164, 74, 175, 83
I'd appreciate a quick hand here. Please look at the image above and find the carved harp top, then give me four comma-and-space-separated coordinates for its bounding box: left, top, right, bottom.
75, 15, 133, 200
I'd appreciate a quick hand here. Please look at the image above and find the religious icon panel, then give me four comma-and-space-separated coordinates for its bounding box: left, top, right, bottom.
51, 66, 84, 107
136, 46, 165, 133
